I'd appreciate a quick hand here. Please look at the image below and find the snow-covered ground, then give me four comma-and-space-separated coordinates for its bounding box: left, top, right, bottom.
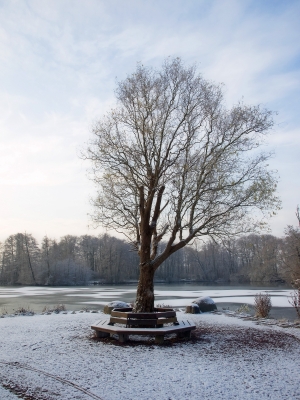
0, 311, 299, 400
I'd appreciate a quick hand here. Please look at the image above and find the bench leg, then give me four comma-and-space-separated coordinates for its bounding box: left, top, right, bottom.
94, 330, 110, 338
118, 334, 129, 343
155, 335, 164, 344
177, 330, 191, 339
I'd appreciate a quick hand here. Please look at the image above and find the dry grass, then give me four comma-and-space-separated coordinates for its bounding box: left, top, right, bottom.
254, 292, 272, 318
42, 304, 66, 314
1, 307, 8, 315
236, 304, 251, 314
289, 289, 300, 319
14, 306, 34, 315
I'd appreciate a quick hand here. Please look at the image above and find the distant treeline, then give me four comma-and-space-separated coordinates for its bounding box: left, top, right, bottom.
0, 229, 299, 286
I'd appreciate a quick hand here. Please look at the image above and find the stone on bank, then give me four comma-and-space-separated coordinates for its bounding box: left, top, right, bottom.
185, 303, 200, 314
189, 296, 217, 313
103, 301, 130, 314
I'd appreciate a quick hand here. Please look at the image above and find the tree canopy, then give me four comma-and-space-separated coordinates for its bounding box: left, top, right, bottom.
84, 58, 280, 311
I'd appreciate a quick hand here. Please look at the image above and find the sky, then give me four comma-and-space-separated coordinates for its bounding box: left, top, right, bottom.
0, 0, 299, 243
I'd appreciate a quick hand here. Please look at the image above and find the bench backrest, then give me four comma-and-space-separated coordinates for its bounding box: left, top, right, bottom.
111, 309, 176, 319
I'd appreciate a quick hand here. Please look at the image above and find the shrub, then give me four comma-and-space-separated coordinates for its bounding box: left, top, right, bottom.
14, 305, 34, 315
1, 307, 8, 316
254, 292, 272, 318
289, 280, 300, 319
42, 304, 66, 313
236, 304, 251, 314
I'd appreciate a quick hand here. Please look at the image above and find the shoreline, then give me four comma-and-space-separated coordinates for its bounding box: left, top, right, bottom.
215, 302, 298, 321
2, 304, 298, 324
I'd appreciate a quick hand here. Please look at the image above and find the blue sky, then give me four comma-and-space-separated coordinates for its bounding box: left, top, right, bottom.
0, 0, 299, 242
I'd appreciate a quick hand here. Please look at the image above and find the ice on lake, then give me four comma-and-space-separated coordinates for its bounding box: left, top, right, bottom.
0, 284, 294, 313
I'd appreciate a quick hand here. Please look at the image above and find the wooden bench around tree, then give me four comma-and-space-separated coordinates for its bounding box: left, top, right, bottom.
91, 308, 196, 344
109, 307, 178, 328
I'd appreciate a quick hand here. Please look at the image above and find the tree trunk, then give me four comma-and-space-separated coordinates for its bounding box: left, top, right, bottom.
24, 234, 37, 285
135, 264, 155, 312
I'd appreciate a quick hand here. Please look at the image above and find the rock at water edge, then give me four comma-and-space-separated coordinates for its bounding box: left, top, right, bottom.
192, 296, 217, 312
103, 301, 130, 314
185, 304, 200, 314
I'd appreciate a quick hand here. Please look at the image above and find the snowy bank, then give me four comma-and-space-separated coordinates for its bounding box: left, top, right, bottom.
0, 311, 300, 400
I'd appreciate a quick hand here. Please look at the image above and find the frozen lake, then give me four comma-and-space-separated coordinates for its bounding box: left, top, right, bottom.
0, 283, 295, 319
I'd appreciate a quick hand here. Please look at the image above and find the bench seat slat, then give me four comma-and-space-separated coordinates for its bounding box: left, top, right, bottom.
91, 319, 196, 336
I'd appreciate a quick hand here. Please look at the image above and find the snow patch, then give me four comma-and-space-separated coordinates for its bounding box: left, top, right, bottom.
1, 312, 299, 399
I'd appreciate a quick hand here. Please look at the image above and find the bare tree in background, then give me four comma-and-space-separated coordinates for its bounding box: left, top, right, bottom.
84, 58, 280, 312
1, 233, 40, 285
296, 205, 300, 227
281, 206, 300, 284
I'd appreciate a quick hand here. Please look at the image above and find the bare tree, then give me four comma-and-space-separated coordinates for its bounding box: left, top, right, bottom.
84, 58, 280, 312
23, 233, 37, 285
296, 204, 300, 227
1, 233, 40, 285
281, 206, 300, 284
